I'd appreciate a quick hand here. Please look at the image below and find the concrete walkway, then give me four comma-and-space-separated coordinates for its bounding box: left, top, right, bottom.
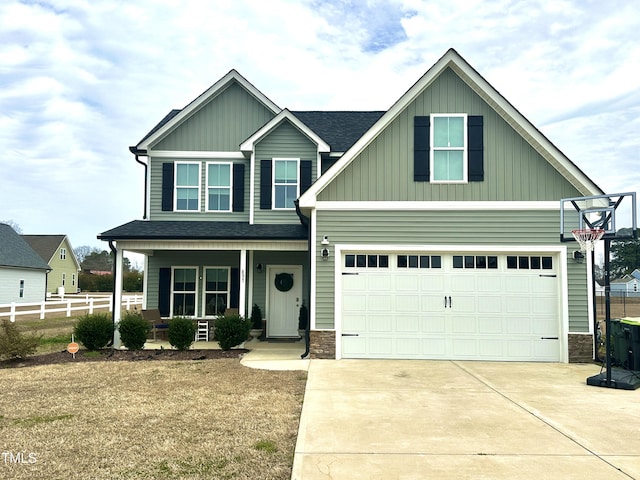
291, 360, 640, 479
142, 337, 310, 371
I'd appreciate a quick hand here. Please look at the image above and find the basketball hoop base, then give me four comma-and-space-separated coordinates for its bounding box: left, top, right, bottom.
587, 368, 640, 390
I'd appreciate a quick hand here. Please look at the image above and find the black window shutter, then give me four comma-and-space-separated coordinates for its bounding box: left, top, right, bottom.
468, 116, 484, 181
300, 160, 312, 193
414, 116, 430, 181
260, 160, 272, 209
232, 163, 245, 212
158, 267, 171, 317
230, 267, 239, 309
161, 163, 174, 211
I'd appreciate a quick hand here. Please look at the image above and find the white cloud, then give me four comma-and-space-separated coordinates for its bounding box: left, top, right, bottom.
0, 0, 638, 250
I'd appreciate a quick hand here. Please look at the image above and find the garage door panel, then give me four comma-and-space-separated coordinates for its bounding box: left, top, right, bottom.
452, 338, 478, 357
424, 315, 446, 333
369, 315, 393, 333
504, 276, 530, 293
477, 295, 502, 314
367, 275, 392, 292
422, 338, 446, 356
370, 295, 393, 313
395, 294, 421, 312
478, 317, 503, 334
341, 252, 561, 362
452, 316, 476, 334
506, 317, 532, 334
396, 316, 420, 333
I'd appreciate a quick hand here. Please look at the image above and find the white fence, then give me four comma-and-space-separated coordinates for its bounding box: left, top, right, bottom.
0, 294, 143, 322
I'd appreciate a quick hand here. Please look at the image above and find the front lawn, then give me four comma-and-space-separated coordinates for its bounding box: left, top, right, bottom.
0, 359, 306, 479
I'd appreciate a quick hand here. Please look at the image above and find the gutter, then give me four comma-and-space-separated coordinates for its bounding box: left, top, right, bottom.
129, 146, 148, 220
294, 199, 311, 359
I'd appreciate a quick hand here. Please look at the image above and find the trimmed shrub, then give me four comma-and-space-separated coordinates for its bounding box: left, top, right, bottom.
118, 311, 149, 350
74, 313, 114, 351
250, 303, 263, 329
168, 317, 196, 351
216, 314, 252, 351
0, 319, 41, 360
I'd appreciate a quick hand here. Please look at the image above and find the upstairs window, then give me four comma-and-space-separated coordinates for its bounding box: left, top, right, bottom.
175, 162, 200, 211
60, 248, 66, 260
273, 159, 299, 209
431, 114, 467, 182
206, 163, 231, 211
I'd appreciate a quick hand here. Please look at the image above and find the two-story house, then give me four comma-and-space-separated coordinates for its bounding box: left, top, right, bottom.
100, 49, 602, 362
22, 235, 81, 295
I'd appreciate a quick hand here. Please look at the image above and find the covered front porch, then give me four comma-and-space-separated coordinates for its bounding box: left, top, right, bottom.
98, 220, 310, 349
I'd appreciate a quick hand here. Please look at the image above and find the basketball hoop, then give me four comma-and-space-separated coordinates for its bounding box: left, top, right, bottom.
572, 228, 605, 252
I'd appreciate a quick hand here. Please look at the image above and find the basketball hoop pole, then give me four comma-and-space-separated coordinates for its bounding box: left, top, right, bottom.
603, 237, 613, 387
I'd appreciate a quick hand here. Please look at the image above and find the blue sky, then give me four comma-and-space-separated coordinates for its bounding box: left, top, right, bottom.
1, 0, 639, 259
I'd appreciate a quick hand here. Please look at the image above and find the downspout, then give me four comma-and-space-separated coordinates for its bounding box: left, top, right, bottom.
108, 240, 117, 347
295, 199, 311, 359
130, 147, 148, 220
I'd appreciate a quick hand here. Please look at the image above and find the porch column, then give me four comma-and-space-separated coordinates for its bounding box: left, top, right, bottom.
112, 246, 124, 348
239, 249, 247, 317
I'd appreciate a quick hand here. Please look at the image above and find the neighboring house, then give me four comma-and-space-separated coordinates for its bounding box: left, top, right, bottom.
610, 272, 639, 295
100, 49, 603, 362
22, 235, 81, 295
0, 223, 51, 303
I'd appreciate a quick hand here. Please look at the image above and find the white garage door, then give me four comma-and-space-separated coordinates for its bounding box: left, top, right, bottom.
341, 252, 561, 361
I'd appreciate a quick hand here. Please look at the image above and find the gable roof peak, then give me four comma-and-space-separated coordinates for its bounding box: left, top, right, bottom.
136, 69, 281, 150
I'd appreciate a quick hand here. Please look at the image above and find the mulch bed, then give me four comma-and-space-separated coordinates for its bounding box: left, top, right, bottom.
0, 348, 249, 369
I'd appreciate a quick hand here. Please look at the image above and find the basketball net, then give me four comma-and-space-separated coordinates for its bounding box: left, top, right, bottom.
572, 228, 605, 252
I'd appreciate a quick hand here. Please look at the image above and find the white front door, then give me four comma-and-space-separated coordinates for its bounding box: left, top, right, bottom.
267, 265, 302, 337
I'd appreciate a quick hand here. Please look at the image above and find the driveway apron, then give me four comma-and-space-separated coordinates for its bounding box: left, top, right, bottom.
292, 360, 640, 479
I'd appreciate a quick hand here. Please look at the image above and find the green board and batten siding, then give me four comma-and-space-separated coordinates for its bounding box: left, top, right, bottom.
314, 209, 588, 333
152, 82, 275, 152
318, 68, 580, 203
254, 120, 318, 224
147, 81, 275, 221
312, 67, 588, 334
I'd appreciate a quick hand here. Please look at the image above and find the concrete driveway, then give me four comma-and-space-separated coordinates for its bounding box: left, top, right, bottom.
292, 360, 640, 479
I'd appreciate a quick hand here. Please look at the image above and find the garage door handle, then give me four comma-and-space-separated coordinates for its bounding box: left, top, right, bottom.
342, 333, 359, 337
444, 296, 452, 308
541, 337, 559, 340
539, 274, 557, 278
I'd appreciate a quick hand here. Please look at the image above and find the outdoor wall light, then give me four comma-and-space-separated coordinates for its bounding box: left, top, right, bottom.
321, 235, 329, 245
573, 250, 585, 263
321, 248, 330, 260
256, 263, 264, 273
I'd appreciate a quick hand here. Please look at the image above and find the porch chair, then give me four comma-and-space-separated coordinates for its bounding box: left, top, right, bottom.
142, 309, 169, 341
195, 320, 209, 342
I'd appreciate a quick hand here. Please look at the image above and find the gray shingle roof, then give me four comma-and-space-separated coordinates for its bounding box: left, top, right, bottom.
291, 111, 385, 152
98, 221, 308, 241
0, 224, 52, 270
21, 235, 65, 264
134, 109, 384, 154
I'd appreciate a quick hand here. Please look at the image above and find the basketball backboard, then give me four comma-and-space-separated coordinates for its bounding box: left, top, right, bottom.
560, 192, 637, 242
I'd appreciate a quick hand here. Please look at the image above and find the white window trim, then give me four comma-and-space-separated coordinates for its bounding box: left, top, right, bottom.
430, 113, 468, 184
205, 161, 233, 212
272, 158, 300, 210
201, 267, 231, 318
170, 266, 199, 317
174, 161, 201, 212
